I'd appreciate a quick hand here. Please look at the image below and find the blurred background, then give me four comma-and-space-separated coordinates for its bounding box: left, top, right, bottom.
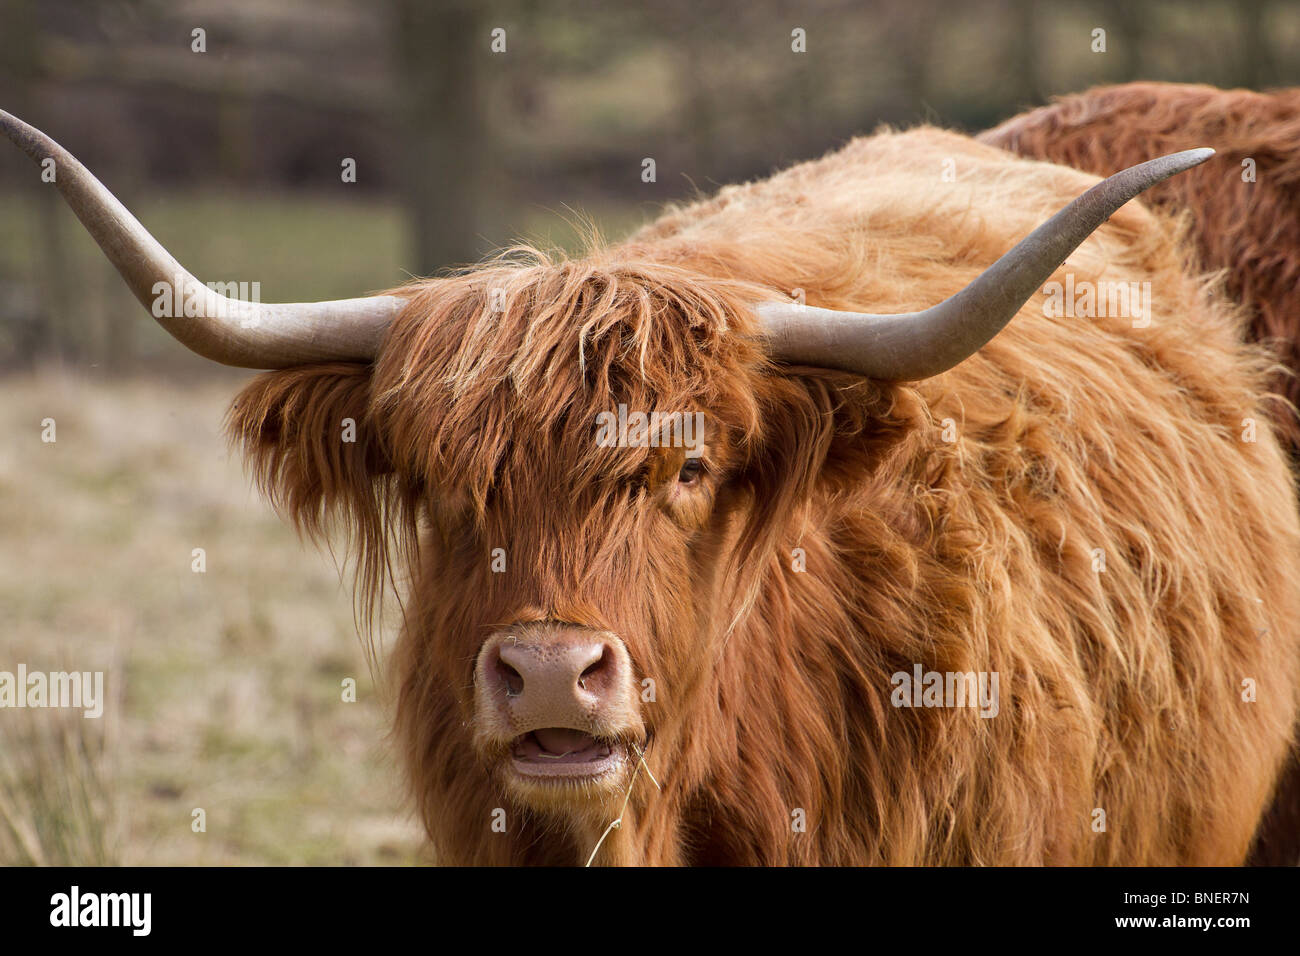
1, 0, 1297, 864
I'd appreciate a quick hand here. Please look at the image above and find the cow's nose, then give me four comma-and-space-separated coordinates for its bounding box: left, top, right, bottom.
496, 639, 607, 700
475, 627, 633, 731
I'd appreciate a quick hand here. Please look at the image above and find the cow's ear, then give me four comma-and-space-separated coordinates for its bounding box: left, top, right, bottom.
748, 372, 915, 502
804, 374, 921, 494
731, 371, 915, 566
225, 363, 391, 540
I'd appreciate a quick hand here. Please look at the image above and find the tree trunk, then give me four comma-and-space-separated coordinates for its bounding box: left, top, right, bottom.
393, 0, 484, 276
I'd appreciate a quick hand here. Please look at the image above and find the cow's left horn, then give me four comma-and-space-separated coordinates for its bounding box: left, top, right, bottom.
1, 109, 402, 368
756, 147, 1214, 381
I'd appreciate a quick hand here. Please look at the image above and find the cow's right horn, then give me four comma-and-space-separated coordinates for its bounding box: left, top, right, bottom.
757, 147, 1214, 381
0, 109, 402, 369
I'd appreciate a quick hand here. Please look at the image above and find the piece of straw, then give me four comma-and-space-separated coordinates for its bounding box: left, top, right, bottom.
584, 746, 661, 867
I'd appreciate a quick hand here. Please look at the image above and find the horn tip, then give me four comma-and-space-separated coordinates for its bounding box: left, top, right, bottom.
1181, 146, 1216, 166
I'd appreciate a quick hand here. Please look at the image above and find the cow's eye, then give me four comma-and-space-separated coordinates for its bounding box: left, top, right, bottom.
677, 458, 704, 484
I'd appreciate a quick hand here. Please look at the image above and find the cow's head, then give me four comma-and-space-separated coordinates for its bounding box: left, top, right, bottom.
1, 109, 1210, 847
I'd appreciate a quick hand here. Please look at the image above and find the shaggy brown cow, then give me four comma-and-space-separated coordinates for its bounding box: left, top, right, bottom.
5, 102, 1300, 866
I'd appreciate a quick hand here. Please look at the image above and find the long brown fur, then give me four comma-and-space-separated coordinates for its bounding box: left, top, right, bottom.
981, 82, 1300, 865
979, 82, 1300, 445
228, 124, 1300, 865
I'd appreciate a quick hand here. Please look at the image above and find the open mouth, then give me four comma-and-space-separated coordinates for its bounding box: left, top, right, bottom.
510, 728, 626, 779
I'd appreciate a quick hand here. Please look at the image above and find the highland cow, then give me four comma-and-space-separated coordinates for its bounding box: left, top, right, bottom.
5, 100, 1300, 866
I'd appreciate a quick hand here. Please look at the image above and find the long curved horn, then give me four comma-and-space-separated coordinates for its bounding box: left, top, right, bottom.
1, 109, 402, 368
756, 147, 1214, 381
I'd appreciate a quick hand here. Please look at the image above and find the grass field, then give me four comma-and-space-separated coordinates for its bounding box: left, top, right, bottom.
0, 369, 430, 865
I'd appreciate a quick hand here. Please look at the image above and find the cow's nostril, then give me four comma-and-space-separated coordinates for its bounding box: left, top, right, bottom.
578, 646, 608, 690
495, 656, 524, 698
